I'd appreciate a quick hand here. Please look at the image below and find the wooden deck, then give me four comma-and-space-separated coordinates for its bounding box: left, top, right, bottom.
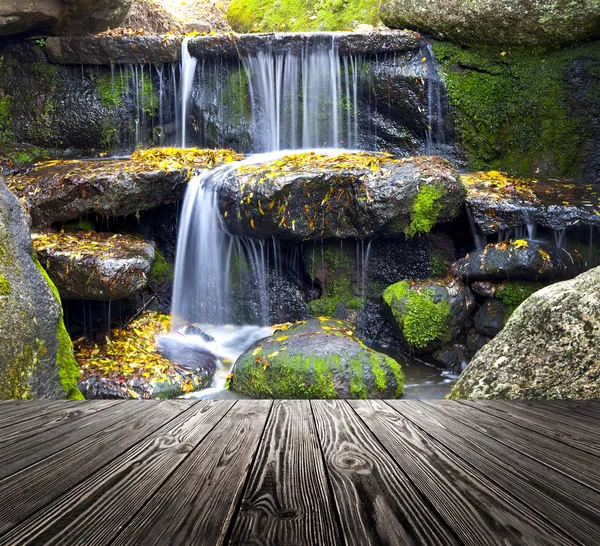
0, 399, 599, 545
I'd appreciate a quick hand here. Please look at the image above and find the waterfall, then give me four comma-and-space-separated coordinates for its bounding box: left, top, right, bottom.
180, 37, 198, 148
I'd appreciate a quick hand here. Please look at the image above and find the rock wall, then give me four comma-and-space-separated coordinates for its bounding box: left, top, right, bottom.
0, 179, 82, 399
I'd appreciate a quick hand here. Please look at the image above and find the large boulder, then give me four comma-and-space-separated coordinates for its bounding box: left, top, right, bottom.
0, 0, 132, 37
449, 266, 600, 399
7, 148, 242, 227
219, 152, 466, 240
231, 318, 404, 399
33, 230, 155, 300
380, 0, 600, 46
383, 277, 475, 352
452, 240, 582, 282
0, 179, 81, 399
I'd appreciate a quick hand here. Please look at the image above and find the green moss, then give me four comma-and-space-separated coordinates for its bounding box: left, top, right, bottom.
495, 281, 542, 316
384, 282, 451, 349
404, 184, 445, 237
386, 356, 405, 397
227, 0, 379, 33
0, 273, 11, 295
0, 95, 12, 141
63, 220, 95, 231
96, 72, 130, 109
369, 354, 387, 392
429, 250, 450, 277
309, 296, 340, 317
34, 257, 83, 400
349, 358, 368, 399
0, 340, 46, 400
149, 252, 174, 284
140, 78, 159, 116
433, 40, 600, 177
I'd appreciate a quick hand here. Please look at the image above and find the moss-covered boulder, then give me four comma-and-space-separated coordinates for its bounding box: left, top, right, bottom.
7, 148, 242, 228
0, 179, 82, 399
220, 152, 465, 240
380, 0, 600, 46
227, 0, 380, 33
433, 41, 600, 180
231, 318, 404, 399
449, 266, 600, 399
383, 278, 475, 353
452, 240, 582, 282
33, 230, 155, 300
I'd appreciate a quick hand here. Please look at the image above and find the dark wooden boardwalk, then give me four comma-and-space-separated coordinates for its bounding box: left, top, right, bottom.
0, 399, 599, 545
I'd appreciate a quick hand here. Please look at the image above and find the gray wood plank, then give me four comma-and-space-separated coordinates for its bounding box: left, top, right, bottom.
388, 400, 600, 546
110, 400, 272, 546
0, 400, 86, 428
463, 400, 600, 458
0, 400, 235, 546
228, 400, 341, 546
312, 399, 459, 546
0, 400, 152, 478
353, 400, 575, 546
0, 400, 122, 447
509, 400, 600, 434
424, 401, 600, 492
0, 400, 191, 536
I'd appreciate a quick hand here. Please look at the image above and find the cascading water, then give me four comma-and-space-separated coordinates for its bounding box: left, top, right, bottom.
180, 37, 198, 148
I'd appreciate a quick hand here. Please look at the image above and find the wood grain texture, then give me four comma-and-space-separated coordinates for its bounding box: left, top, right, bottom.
111, 400, 272, 546
312, 399, 459, 546
463, 400, 600, 458
0, 400, 234, 546
228, 400, 340, 546
0, 400, 190, 536
0, 400, 122, 447
0, 400, 150, 479
352, 400, 574, 546
0, 400, 86, 429
428, 401, 600, 491
390, 400, 600, 545
509, 400, 600, 434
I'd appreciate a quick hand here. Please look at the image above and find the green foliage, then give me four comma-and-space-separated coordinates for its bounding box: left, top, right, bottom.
0, 273, 11, 295
148, 252, 174, 284
383, 281, 451, 349
495, 281, 542, 315
404, 184, 445, 237
34, 257, 83, 400
433, 40, 600, 176
227, 0, 380, 33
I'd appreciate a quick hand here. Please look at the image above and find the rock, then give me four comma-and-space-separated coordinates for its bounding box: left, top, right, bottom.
220, 152, 465, 240
0, 179, 81, 399
449, 266, 600, 399
470, 281, 496, 298
268, 271, 308, 324
0, 0, 131, 37
157, 336, 218, 376
357, 300, 404, 350
473, 299, 508, 337
33, 230, 155, 300
452, 240, 582, 282
464, 172, 600, 236
466, 329, 490, 357
45, 36, 182, 65
380, 0, 600, 46
383, 277, 475, 353
231, 318, 404, 399
7, 148, 242, 227
433, 344, 467, 370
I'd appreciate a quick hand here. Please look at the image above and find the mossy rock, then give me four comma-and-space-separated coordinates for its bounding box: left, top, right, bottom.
227, 0, 380, 33
0, 180, 82, 399
383, 277, 475, 352
380, 0, 600, 46
231, 318, 404, 399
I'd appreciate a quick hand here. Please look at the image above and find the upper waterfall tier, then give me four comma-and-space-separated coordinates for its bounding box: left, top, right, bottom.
43, 31, 420, 65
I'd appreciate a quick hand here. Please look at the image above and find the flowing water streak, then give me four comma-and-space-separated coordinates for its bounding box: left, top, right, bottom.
180, 36, 198, 148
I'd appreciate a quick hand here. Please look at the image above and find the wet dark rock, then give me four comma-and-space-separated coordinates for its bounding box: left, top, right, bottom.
157, 336, 218, 376
187, 31, 421, 59
0, 0, 131, 37
452, 241, 582, 282
45, 36, 182, 65
383, 277, 475, 353
470, 281, 496, 298
357, 301, 404, 351
183, 324, 215, 343
231, 318, 405, 399
433, 344, 467, 370
268, 272, 308, 324
380, 0, 600, 46
33, 231, 155, 300
449, 266, 600, 399
466, 329, 490, 357
220, 153, 465, 240
473, 299, 508, 337
464, 173, 600, 235
0, 179, 81, 399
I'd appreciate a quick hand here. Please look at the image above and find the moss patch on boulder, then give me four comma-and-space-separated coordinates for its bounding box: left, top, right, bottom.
227, 0, 380, 33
